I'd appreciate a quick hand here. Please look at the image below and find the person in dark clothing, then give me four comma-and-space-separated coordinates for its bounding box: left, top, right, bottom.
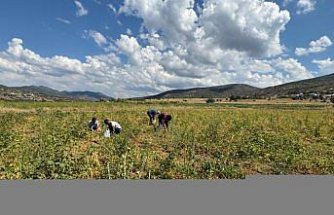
157, 112, 172, 129
103, 119, 122, 137
147, 109, 161, 125
88, 117, 100, 131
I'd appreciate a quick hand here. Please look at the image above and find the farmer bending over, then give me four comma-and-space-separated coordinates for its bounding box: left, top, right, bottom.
104, 119, 122, 137
157, 112, 172, 129
88, 117, 100, 131
147, 108, 161, 125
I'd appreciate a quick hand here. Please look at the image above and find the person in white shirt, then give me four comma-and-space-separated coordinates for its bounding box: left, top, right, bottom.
103, 119, 122, 137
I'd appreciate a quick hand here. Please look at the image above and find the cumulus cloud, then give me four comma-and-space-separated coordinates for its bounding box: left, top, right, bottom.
84, 30, 108, 47
0, 1, 316, 97
120, 0, 199, 42
0, 38, 127, 96
313, 58, 334, 76
295, 36, 332, 56
3, 38, 86, 76
282, 0, 316, 15
0, 36, 313, 98
199, 0, 290, 57
74, 0, 88, 17
116, 35, 143, 65
297, 0, 316, 14
269, 58, 313, 80
121, 0, 290, 57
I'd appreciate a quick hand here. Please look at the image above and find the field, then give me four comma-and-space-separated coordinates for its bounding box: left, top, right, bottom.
1, 100, 334, 179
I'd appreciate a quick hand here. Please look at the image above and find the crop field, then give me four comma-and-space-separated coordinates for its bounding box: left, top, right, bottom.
1, 100, 334, 179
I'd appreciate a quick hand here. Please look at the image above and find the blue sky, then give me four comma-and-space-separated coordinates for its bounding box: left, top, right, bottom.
0, 0, 132, 59
0, 0, 333, 97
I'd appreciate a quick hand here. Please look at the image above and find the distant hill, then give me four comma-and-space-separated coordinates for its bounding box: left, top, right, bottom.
143, 84, 260, 99
258, 73, 334, 97
64, 91, 110, 101
0, 85, 112, 101
142, 73, 334, 99
2, 73, 334, 101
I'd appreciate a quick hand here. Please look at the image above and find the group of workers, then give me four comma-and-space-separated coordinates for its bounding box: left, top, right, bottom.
87, 108, 172, 137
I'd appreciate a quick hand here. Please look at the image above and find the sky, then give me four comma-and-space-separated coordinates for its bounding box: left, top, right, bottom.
0, 0, 333, 98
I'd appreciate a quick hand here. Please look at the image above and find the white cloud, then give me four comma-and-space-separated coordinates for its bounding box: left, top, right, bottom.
74, 0, 88, 17
0, 1, 317, 98
295, 36, 332, 56
283, 0, 293, 7
297, 0, 316, 14
56, 17, 71, 25
313, 58, 334, 76
116, 20, 122, 26
126, 28, 133, 35
120, 0, 198, 42
84, 30, 108, 47
1, 38, 86, 77
121, 0, 290, 57
282, 0, 316, 15
199, 0, 290, 57
107, 3, 117, 14
0, 38, 127, 96
0, 36, 314, 97
93, 0, 101, 5
269, 57, 313, 80
116, 35, 143, 65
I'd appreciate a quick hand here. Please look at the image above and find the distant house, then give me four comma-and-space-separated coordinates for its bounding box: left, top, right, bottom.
309, 92, 318, 97
308, 92, 320, 100
99, 98, 110, 102
321, 94, 334, 102
323, 94, 334, 99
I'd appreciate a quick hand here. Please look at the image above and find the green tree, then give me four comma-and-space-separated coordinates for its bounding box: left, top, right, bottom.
206, 98, 215, 103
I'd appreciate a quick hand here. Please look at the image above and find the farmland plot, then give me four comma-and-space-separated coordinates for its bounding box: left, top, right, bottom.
1, 101, 334, 179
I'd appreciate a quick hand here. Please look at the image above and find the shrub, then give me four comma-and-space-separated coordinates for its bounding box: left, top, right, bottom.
330, 97, 334, 103
206, 98, 215, 103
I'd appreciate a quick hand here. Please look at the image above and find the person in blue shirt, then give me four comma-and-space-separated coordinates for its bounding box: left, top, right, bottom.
147, 108, 161, 125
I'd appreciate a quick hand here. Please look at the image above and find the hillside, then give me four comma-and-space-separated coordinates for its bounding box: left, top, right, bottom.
143, 73, 334, 99
0, 85, 112, 101
1, 73, 334, 101
258, 73, 334, 97
144, 84, 261, 99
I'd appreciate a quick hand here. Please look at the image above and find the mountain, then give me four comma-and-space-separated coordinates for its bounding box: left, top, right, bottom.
0, 85, 112, 101
142, 73, 334, 99
258, 73, 334, 97
64, 91, 111, 101
2, 73, 334, 101
143, 84, 260, 99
